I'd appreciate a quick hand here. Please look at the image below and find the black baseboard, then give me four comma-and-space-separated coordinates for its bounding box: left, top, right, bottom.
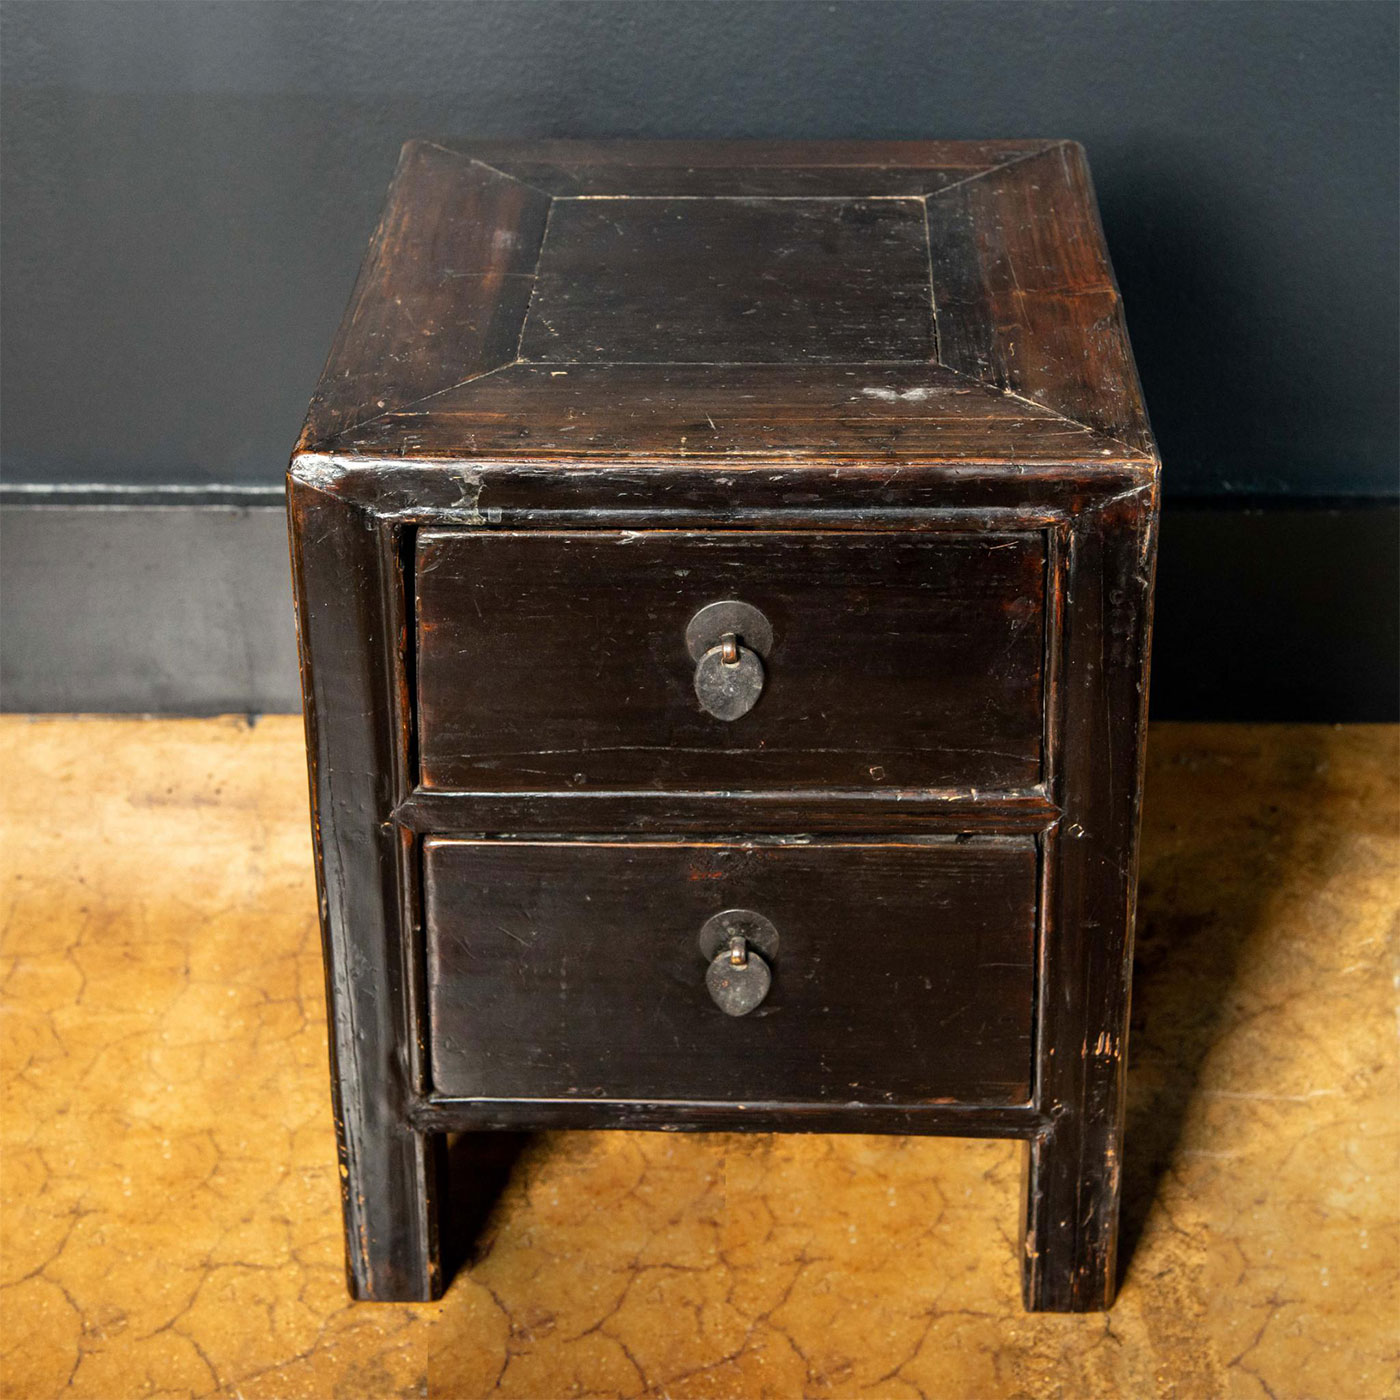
1151, 500, 1398, 722
1, 492, 301, 715
1, 494, 1395, 721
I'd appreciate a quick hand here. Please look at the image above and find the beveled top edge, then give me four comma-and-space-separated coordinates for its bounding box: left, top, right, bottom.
422, 136, 1067, 180
294, 139, 1158, 470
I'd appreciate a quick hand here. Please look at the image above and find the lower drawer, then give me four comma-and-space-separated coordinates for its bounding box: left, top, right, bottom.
423, 837, 1037, 1106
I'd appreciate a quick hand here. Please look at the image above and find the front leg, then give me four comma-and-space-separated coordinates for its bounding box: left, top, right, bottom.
290, 474, 445, 1301
1021, 496, 1153, 1311
332, 1102, 444, 1302
1020, 1089, 1125, 1311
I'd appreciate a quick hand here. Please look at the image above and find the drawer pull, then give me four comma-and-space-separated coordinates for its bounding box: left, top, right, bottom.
694, 636, 765, 721
685, 601, 773, 722
699, 909, 778, 1016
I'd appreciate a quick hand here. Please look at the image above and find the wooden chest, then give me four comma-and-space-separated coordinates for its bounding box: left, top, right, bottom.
287, 140, 1159, 1312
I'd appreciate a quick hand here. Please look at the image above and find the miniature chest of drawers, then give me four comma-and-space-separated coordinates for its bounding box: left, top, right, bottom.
287, 140, 1160, 1312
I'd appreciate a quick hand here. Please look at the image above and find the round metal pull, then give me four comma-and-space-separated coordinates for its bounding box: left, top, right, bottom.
694, 637, 764, 721
705, 942, 771, 1017
685, 601, 773, 722
699, 909, 778, 1017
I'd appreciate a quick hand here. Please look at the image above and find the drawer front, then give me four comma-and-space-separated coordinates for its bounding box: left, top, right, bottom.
424, 837, 1036, 1106
415, 530, 1046, 794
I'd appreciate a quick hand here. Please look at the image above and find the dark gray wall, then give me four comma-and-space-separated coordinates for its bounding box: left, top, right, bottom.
2, 1, 1397, 718
3, 0, 1397, 497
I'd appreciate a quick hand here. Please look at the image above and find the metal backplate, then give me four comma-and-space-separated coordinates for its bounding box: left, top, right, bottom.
698, 908, 780, 963
685, 600, 774, 661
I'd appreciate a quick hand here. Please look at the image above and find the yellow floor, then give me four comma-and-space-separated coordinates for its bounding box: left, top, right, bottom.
1, 718, 1396, 1400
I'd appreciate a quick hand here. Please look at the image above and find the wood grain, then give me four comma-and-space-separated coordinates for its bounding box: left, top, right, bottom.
518, 196, 935, 364
414, 529, 1047, 794
297, 139, 1154, 466
298, 140, 550, 450
431, 138, 1061, 197
287, 139, 1162, 1310
287, 476, 443, 1302
424, 838, 1037, 1106
330, 361, 1125, 463
290, 457, 1153, 525
926, 142, 1154, 455
1021, 483, 1158, 1311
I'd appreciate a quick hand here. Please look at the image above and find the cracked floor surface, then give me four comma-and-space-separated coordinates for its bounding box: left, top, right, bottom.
1, 717, 1396, 1399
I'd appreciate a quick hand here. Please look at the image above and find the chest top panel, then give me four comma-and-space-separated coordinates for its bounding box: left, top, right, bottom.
519, 195, 936, 366
296, 140, 1157, 471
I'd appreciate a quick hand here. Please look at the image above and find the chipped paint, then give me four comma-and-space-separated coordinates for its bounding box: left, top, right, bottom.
860, 385, 937, 403
288, 454, 348, 489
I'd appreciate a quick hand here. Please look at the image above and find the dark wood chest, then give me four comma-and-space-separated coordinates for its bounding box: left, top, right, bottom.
288, 140, 1159, 1312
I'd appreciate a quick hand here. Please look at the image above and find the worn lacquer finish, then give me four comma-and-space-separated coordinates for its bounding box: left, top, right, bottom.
424, 838, 1037, 1105
415, 530, 1047, 794
287, 140, 1160, 1310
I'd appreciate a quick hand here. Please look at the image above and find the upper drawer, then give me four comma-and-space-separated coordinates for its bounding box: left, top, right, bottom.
415, 530, 1046, 793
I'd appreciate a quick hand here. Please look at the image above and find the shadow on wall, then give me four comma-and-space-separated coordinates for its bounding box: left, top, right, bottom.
1148, 502, 1400, 722
1097, 156, 1250, 492
1098, 147, 1398, 721
1097, 140, 1398, 499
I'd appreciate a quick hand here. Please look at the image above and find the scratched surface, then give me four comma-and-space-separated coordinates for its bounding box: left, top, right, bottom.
297, 140, 1155, 466
2, 717, 1396, 1398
